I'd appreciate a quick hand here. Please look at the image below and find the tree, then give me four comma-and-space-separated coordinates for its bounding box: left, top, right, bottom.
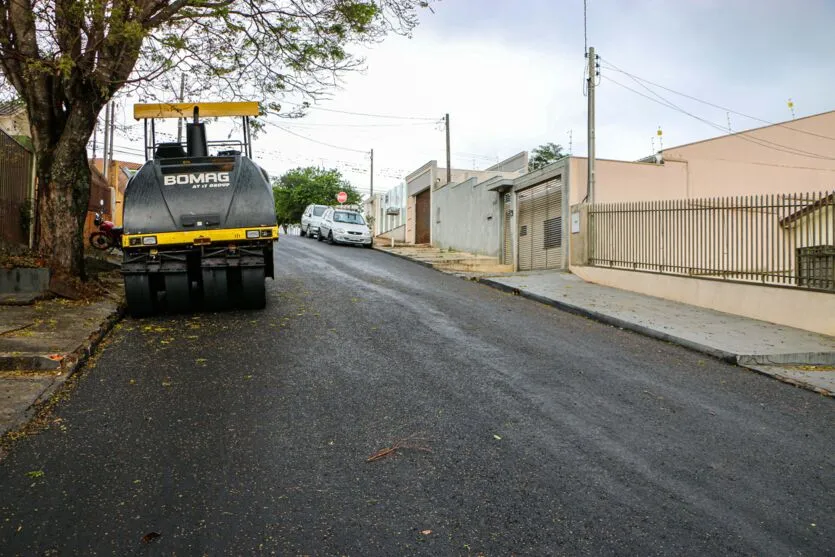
528, 142, 564, 172
273, 166, 360, 225
0, 0, 430, 278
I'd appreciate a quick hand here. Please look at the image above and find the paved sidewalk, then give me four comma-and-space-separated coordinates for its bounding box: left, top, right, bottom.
0, 275, 123, 438
481, 271, 835, 396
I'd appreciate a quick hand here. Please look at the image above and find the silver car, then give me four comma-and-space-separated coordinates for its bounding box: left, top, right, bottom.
317, 208, 373, 247
301, 204, 329, 238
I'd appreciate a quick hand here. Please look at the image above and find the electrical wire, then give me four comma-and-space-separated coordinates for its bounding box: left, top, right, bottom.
599, 57, 835, 142
602, 75, 835, 161
277, 120, 439, 129
306, 105, 440, 121
264, 121, 370, 154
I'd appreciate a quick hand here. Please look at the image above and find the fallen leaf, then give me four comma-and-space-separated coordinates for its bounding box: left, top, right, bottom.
493, 434, 502, 440
26, 470, 44, 479
140, 532, 161, 544
421, 529, 432, 535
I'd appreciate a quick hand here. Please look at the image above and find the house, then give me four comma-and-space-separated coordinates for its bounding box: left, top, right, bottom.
558, 109, 835, 335
0, 127, 34, 247
365, 181, 408, 242
84, 164, 113, 240
92, 158, 143, 226
404, 152, 528, 246
0, 100, 29, 141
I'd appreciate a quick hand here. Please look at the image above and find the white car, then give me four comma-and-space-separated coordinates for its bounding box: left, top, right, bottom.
300, 204, 329, 238
317, 208, 373, 247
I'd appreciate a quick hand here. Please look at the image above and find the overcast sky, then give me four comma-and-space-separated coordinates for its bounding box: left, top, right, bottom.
109, 0, 835, 196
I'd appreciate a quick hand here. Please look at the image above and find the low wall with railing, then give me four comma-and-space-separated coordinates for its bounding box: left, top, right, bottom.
587, 192, 834, 292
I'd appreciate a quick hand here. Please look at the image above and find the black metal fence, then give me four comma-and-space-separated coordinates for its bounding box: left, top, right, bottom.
0, 129, 33, 246
588, 192, 835, 291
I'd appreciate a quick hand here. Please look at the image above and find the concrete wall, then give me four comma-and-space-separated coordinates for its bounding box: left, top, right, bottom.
406, 195, 416, 243
568, 156, 689, 205
432, 177, 502, 257
487, 151, 529, 173
376, 224, 405, 242
571, 265, 835, 337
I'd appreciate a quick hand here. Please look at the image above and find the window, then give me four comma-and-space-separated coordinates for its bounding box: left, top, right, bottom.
313, 206, 326, 217
333, 211, 365, 225
520, 225, 528, 236
544, 217, 562, 249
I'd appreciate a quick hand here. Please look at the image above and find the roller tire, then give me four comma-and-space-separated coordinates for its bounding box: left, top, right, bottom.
202, 267, 230, 311
240, 267, 266, 309
164, 272, 191, 313
124, 274, 156, 317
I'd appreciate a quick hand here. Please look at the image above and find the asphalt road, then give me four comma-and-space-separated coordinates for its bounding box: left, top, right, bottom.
0, 235, 832, 556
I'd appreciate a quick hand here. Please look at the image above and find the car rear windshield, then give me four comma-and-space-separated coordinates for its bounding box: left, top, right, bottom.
334, 211, 365, 225
312, 207, 326, 217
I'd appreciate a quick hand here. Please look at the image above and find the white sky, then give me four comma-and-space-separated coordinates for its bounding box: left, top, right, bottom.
105, 0, 835, 197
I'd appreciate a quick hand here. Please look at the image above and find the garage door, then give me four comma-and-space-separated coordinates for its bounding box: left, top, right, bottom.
517, 178, 563, 271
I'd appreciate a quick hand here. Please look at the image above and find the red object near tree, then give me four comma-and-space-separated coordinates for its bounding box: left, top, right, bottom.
336, 191, 348, 204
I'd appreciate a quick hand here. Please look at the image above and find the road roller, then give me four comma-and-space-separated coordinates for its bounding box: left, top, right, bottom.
121, 102, 278, 316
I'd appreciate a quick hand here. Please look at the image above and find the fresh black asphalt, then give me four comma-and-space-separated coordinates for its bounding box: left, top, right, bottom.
0, 235, 832, 555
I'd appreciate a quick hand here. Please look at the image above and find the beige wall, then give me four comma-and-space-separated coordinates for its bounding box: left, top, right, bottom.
663, 111, 835, 197
569, 157, 689, 205
0, 111, 30, 138
569, 111, 835, 205
571, 265, 835, 336
406, 196, 416, 244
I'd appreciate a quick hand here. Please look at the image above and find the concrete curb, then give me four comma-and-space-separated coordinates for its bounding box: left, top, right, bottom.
478, 278, 740, 363
0, 302, 125, 439
371, 246, 438, 271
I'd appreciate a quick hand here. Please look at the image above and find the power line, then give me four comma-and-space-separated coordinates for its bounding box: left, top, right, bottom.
278, 120, 438, 129
265, 121, 369, 154
598, 57, 835, 142
602, 75, 835, 161
306, 105, 440, 121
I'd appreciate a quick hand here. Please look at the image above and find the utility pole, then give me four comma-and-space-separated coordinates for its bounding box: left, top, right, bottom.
587, 46, 596, 204
445, 113, 451, 184
102, 102, 111, 180
108, 101, 115, 176
177, 74, 186, 143
92, 118, 98, 161
370, 148, 374, 198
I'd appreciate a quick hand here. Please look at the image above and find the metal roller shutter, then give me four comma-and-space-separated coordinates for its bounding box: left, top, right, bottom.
517, 188, 533, 270
517, 177, 563, 271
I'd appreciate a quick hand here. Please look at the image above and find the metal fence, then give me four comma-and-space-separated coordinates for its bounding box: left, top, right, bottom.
0, 129, 33, 246
588, 191, 835, 292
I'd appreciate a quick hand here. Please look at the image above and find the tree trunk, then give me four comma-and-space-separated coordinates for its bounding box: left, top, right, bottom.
34, 107, 99, 279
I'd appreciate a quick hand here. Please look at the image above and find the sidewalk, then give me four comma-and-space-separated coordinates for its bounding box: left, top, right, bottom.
374, 245, 835, 397
0, 262, 124, 439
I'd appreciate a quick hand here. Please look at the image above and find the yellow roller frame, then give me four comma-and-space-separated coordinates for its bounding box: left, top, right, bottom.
134, 102, 260, 120
122, 226, 278, 247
